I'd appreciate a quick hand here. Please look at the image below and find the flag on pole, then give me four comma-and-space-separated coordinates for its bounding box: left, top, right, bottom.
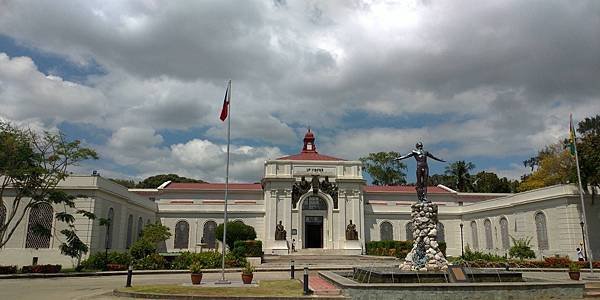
219, 81, 231, 121
568, 114, 576, 156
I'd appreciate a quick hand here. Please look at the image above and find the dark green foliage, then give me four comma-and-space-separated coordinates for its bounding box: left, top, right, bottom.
21, 264, 62, 273
225, 251, 248, 268
129, 238, 156, 260
171, 251, 223, 269
359, 152, 407, 185
133, 253, 166, 270
576, 115, 600, 194
108, 178, 136, 188
81, 251, 132, 270
509, 236, 536, 259
59, 229, 89, 269
463, 245, 507, 262
139, 222, 171, 244
471, 171, 519, 193
216, 222, 257, 250
444, 160, 476, 192
366, 240, 447, 259
136, 174, 205, 188
233, 240, 263, 257
0, 265, 17, 274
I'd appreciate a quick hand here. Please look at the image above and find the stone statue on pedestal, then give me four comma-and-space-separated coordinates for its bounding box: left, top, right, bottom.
275, 220, 286, 240
396, 142, 445, 202
345, 220, 358, 240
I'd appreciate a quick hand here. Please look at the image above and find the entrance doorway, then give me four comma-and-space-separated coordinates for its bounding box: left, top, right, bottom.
304, 216, 323, 248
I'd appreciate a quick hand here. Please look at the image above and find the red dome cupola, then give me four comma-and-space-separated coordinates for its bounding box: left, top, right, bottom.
302, 128, 317, 153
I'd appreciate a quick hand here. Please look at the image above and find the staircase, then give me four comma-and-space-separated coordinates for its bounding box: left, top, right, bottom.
586, 282, 600, 298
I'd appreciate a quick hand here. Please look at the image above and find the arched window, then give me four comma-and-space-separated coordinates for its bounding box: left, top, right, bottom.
302, 196, 327, 210
470, 221, 479, 249
380, 221, 393, 241
500, 217, 510, 250
437, 222, 445, 242
137, 217, 144, 238
25, 203, 53, 248
405, 222, 414, 241
106, 208, 114, 249
126, 214, 133, 248
0, 203, 6, 226
203, 221, 217, 249
535, 212, 549, 250
174, 220, 190, 249
484, 219, 493, 250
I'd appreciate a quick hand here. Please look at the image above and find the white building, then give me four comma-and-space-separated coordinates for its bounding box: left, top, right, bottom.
1, 129, 598, 267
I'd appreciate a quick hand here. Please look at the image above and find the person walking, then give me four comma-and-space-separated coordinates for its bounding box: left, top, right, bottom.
577, 248, 585, 261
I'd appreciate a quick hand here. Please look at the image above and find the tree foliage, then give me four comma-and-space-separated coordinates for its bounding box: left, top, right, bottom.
444, 160, 476, 192
135, 174, 205, 188
509, 236, 536, 260
576, 115, 600, 194
215, 221, 257, 250
519, 143, 576, 191
472, 171, 519, 193
140, 222, 171, 245
0, 121, 98, 249
108, 178, 136, 188
359, 152, 407, 185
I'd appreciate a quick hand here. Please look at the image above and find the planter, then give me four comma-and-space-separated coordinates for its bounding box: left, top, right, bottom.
242, 273, 253, 284
568, 271, 580, 280
191, 273, 203, 285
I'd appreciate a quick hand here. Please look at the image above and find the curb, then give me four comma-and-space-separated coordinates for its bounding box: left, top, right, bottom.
113, 289, 348, 299
0, 266, 355, 280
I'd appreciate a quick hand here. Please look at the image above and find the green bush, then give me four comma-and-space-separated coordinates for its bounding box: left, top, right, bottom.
463, 245, 507, 262
0, 265, 17, 274
21, 264, 62, 273
216, 222, 257, 250
366, 240, 446, 259
81, 251, 133, 270
508, 237, 536, 260
171, 251, 223, 270
233, 240, 263, 257
130, 238, 157, 260
225, 251, 247, 268
133, 253, 166, 270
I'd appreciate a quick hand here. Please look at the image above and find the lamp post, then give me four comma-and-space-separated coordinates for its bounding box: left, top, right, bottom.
580, 221, 588, 261
459, 223, 464, 258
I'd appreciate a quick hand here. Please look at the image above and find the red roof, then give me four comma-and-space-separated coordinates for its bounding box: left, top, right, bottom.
277, 152, 345, 161
363, 186, 451, 193
164, 182, 262, 191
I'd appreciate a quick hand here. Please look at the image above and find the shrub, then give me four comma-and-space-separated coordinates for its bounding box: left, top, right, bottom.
509, 237, 536, 259
171, 251, 223, 270
463, 246, 507, 262
0, 265, 17, 274
130, 238, 157, 260
233, 240, 263, 257
21, 264, 62, 273
242, 262, 255, 274
133, 253, 166, 270
81, 251, 132, 270
225, 251, 247, 268
190, 261, 203, 274
569, 262, 581, 272
365, 240, 446, 259
544, 256, 571, 268
216, 222, 257, 250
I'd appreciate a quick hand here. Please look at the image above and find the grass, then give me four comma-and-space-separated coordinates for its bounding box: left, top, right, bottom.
121, 280, 304, 297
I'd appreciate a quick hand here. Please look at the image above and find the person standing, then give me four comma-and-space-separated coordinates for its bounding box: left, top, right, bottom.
577, 248, 585, 261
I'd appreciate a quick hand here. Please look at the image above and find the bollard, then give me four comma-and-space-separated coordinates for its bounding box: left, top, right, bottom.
125, 265, 133, 287
303, 267, 309, 295
291, 260, 295, 279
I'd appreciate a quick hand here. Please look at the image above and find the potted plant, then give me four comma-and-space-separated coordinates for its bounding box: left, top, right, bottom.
568, 262, 581, 280
190, 262, 204, 285
241, 262, 255, 284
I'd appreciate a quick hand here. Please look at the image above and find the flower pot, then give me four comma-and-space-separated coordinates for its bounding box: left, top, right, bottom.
241, 273, 253, 284
191, 273, 203, 285
568, 271, 580, 280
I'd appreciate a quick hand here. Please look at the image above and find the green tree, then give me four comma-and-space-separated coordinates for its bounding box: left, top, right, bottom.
136, 174, 205, 188
444, 161, 476, 192
576, 115, 600, 197
508, 236, 536, 259
109, 178, 137, 188
216, 221, 257, 250
359, 152, 407, 185
428, 174, 454, 187
0, 122, 98, 249
519, 143, 576, 192
140, 222, 172, 245
472, 171, 517, 193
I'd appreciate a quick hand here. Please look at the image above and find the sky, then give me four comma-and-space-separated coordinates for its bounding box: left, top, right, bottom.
0, 0, 599, 183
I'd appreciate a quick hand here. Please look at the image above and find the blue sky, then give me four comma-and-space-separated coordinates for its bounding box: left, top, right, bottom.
1, 1, 598, 183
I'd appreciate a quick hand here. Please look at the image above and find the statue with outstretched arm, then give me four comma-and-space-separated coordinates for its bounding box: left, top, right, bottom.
396, 142, 446, 201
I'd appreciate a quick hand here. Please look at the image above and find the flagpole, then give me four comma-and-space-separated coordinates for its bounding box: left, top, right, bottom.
572, 120, 594, 274
218, 80, 232, 284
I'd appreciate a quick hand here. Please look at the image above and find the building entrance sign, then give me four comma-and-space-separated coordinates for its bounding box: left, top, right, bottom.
293, 166, 336, 177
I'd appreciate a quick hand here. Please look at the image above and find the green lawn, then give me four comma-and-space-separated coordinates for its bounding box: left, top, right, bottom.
121, 280, 304, 297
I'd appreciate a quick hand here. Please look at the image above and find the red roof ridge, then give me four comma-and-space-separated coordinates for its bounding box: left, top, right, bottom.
164, 182, 262, 190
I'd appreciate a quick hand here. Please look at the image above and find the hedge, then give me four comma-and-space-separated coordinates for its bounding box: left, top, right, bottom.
366, 240, 446, 259
233, 240, 263, 257
0, 265, 18, 274
21, 264, 62, 273
81, 251, 133, 270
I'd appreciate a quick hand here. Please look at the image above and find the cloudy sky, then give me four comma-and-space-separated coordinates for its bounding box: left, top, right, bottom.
1, 0, 599, 183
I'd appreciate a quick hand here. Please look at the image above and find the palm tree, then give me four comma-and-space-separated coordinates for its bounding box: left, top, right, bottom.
444, 161, 476, 192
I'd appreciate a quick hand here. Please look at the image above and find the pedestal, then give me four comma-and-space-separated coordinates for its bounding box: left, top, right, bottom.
400, 201, 448, 271
270, 240, 289, 255
343, 240, 362, 255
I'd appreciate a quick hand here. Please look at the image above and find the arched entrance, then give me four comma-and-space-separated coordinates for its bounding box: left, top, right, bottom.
301, 196, 328, 248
